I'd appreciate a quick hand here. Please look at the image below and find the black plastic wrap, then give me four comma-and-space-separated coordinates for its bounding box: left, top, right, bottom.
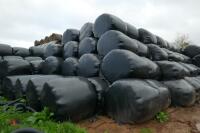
0, 44, 13, 56
62, 57, 79, 76
41, 56, 63, 74
156, 61, 190, 80
62, 29, 79, 45
101, 49, 160, 83
79, 37, 97, 57
25, 75, 62, 111
40, 77, 97, 121
44, 43, 62, 57
13, 47, 30, 57
163, 79, 196, 106
63, 41, 78, 59
94, 13, 138, 39
77, 54, 100, 77
105, 79, 170, 123
97, 30, 148, 58
79, 22, 94, 40
148, 44, 168, 61
138, 28, 157, 44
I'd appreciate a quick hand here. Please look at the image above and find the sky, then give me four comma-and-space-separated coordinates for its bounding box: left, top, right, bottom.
0, 0, 200, 48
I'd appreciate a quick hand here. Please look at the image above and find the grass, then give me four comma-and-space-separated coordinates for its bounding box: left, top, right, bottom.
0, 106, 87, 133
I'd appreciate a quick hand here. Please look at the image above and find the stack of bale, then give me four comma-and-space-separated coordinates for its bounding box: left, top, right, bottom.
1, 13, 200, 124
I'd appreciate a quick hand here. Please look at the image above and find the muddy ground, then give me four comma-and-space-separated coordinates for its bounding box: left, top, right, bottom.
79, 104, 200, 133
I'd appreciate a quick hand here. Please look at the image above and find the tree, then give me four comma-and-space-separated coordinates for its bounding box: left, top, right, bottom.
174, 34, 193, 49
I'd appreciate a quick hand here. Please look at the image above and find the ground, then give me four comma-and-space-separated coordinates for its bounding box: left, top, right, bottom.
79, 104, 200, 133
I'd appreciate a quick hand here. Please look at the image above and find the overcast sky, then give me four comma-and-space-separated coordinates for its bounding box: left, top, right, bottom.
0, 0, 200, 48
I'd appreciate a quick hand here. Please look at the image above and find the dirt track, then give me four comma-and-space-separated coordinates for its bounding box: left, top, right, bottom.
79, 104, 200, 133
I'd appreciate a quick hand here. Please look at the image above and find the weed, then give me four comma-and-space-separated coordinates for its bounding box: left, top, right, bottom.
155, 111, 169, 123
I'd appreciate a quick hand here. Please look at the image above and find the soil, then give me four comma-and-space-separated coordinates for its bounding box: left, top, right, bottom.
79, 104, 200, 133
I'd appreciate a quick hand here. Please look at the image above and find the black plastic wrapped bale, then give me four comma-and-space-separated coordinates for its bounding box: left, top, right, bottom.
29, 44, 48, 57
88, 77, 109, 112
24, 56, 43, 62
30, 60, 44, 74
62, 29, 79, 45
156, 61, 190, 80
147, 44, 168, 61
94, 13, 139, 39
105, 79, 170, 123
62, 57, 78, 76
15, 75, 43, 98
179, 63, 200, 76
2, 76, 26, 99
44, 43, 62, 57
0, 44, 12, 56
182, 45, 200, 58
184, 77, 200, 102
3, 56, 23, 60
163, 79, 196, 106
41, 56, 63, 74
101, 49, 160, 83
13, 47, 30, 57
97, 30, 148, 58
63, 41, 78, 59
40, 77, 97, 121
77, 54, 100, 77
156, 36, 167, 48
163, 48, 191, 63
138, 28, 157, 44
79, 37, 97, 57
26, 75, 62, 111
192, 54, 200, 67
145, 79, 171, 109
0, 58, 31, 78
11, 128, 43, 133
79, 22, 94, 41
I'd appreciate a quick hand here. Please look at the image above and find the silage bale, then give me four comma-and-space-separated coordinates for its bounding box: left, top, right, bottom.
2, 76, 25, 99
192, 54, 200, 67
44, 43, 62, 57
24, 56, 43, 62
0, 44, 13, 56
156, 36, 167, 48
78, 37, 97, 57
105, 79, 170, 123
63, 41, 78, 59
62, 29, 79, 45
0, 58, 32, 78
97, 30, 148, 58
40, 77, 97, 121
179, 63, 200, 76
30, 60, 44, 74
163, 79, 196, 106
15, 75, 44, 98
62, 57, 78, 76
182, 45, 200, 58
93, 13, 138, 39
41, 56, 63, 74
13, 47, 30, 57
88, 77, 109, 111
101, 49, 160, 83
156, 61, 190, 80
79, 22, 94, 41
138, 28, 157, 44
77, 54, 100, 77
147, 44, 168, 61
3, 56, 23, 60
25, 75, 62, 111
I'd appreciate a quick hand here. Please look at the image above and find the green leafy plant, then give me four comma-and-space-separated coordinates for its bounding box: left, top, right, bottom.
26, 107, 54, 124
155, 111, 169, 123
140, 128, 153, 133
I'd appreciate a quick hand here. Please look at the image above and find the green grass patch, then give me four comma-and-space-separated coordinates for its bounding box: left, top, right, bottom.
0, 106, 87, 133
